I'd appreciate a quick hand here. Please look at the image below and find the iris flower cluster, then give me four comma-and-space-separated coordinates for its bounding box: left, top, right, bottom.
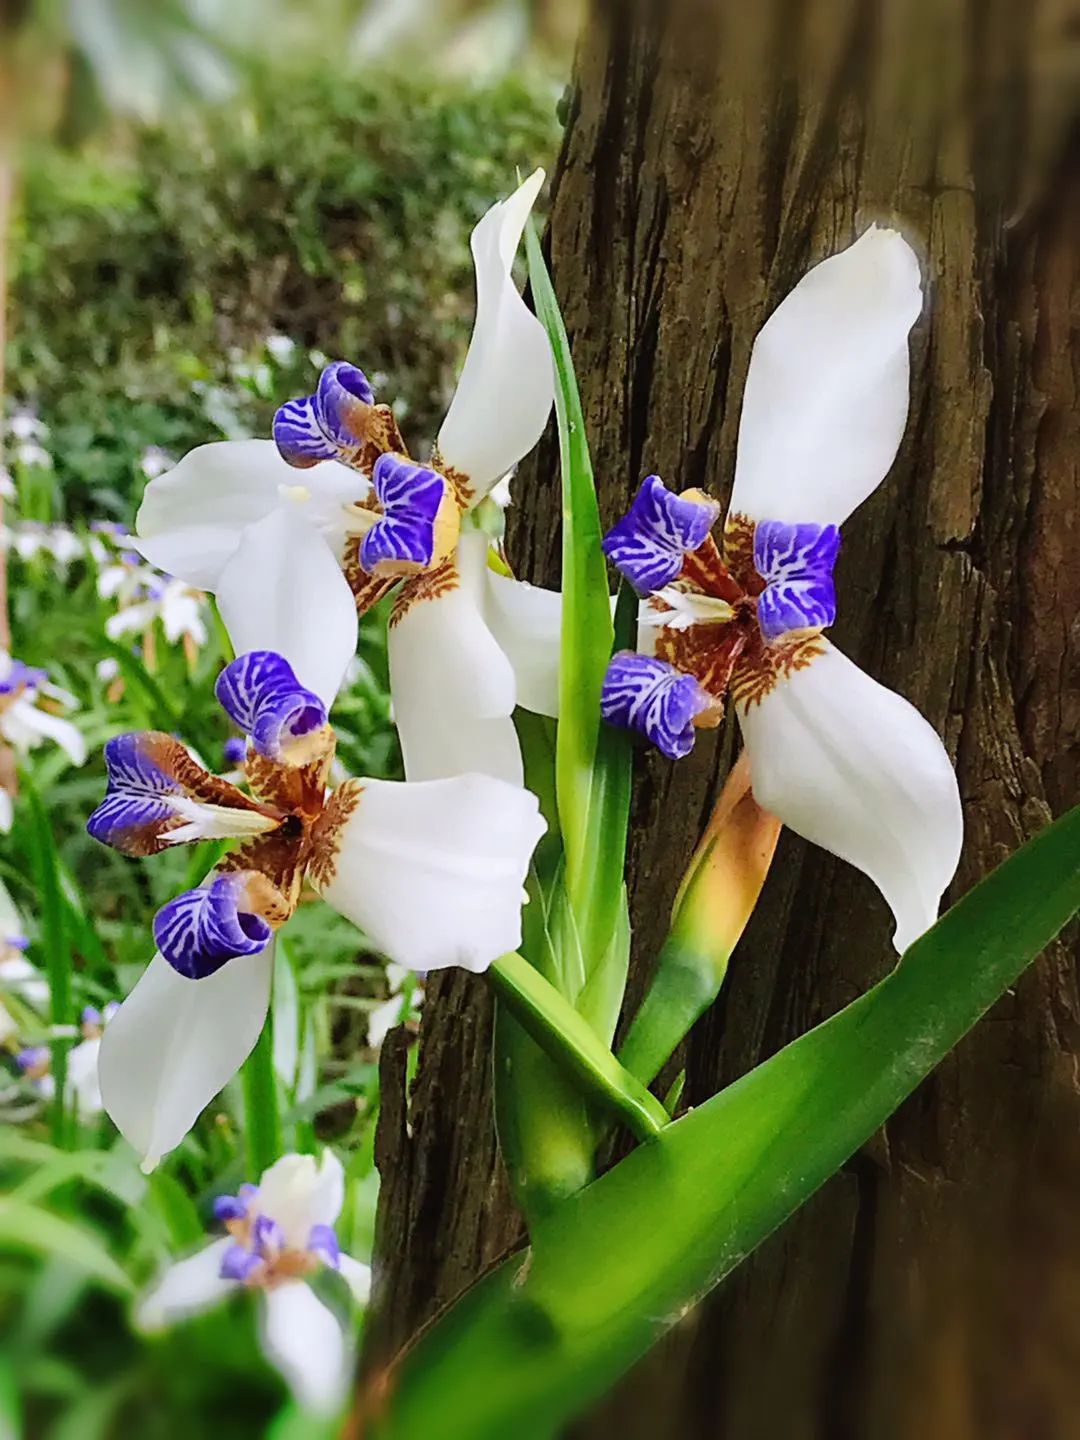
84, 185, 965, 1404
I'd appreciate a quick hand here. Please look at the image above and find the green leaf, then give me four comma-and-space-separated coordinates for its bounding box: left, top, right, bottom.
524, 223, 628, 987
23, 786, 73, 1147
241, 1007, 282, 1178
374, 804, 1080, 1440
0, 1203, 133, 1296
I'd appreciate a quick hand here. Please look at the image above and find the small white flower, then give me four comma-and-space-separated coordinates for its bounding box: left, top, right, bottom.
265, 334, 297, 366
139, 447, 173, 481
367, 968, 423, 1051
14, 441, 51, 469
0, 653, 86, 769
7, 409, 46, 443
137, 1151, 370, 1415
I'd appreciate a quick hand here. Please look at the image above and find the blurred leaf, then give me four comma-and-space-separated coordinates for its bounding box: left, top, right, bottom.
0, 1204, 132, 1295
23, 785, 72, 1146
64, 0, 237, 126
373, 804, 1080, 1439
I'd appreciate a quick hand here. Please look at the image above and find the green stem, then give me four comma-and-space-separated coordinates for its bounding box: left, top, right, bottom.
617, 933, 731, 1088
26, 787, 71, 1147
241, 1018, 281, 1176
488, 953, 669, 1143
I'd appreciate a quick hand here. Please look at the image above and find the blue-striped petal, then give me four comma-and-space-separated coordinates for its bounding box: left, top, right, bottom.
272, 362, 376, 469
153, 873, 273, 980
86, 733, 191, 853
753, 520, 840, 642
602, 476, 719, 594
359, 454, 445, 575
86, 732, 276, 855
214, 651, 327, 762
316, 361, 375, 449
272, 396, 338, 468
600, 651, 712, 760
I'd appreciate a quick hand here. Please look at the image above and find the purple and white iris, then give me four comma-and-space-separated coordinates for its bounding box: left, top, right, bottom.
600, 227, 963, 953
88, 648, 545, 1166
137, 1151, 370, 1416
0, 653, 86, 831
133, 170, 560, 787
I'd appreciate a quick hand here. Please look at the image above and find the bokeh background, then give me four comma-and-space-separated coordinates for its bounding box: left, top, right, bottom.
0, 3, 577, 1435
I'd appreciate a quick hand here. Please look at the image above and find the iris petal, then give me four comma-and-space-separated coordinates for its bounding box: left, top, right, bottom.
753, 519, 840, 641
360, 454, 446, 575
601, 651, 712, 760
215, 651, 327, 762
602, 476, 719, 594
153, 873, 273, 980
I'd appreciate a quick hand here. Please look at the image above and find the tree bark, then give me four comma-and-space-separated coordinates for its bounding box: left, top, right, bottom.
371, 1, 1080, 1435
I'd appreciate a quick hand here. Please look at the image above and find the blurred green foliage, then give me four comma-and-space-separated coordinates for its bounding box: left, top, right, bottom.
9, 63, 561, 515
0, 62, 557, 1435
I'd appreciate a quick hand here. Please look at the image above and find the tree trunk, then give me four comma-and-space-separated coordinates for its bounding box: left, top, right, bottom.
371, 1, 1080, 1435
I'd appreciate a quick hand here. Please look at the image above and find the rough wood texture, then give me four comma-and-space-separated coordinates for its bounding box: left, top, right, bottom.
371, 1, 1080, 1433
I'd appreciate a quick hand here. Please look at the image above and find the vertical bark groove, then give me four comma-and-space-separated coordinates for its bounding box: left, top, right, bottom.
372, 2, 1080, 1434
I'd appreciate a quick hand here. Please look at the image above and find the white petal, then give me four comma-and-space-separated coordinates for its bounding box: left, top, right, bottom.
738, 640, 962, 952
136, 440, 358, 590
315, 774, 545, 974
0, 790, 12, 834
255, 1150, 344, 1248
135, 1239, 237, 1331
730, 226, 922, 527
436, 170, 554, 497
98, 948, 273, 1167
216, 507, 357, 709
7, 702, 87, 766
260, 1283, 350, 1415
482, 569, 562, 718
338, 1253, 372, 1304
67, 1036, 103, 1115
388, 536, 520, 783
0, 956, 48, 1010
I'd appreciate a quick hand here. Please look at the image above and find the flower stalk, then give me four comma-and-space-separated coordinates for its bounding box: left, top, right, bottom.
241, 1014, 282, 1177
488, 951, 668, 1143
618, 753, 781, 1087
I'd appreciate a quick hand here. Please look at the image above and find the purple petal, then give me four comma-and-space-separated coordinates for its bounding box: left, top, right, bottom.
753, 520, 840, 641
16, 1045, 49, 1074
0, 659, 48, 696
252, 1213, 285, 1256
86, 733, 186, 853
153, 873, 273, 981
213, 1185, 257, 1223
223, 736, 248, 767
316, 362, 375, 449
602, 476, 719, 594
219, 1244, 263, 1282
600, 652, 711, 760
307, 1223, 340, 1268
359, 454, 445, 574
272, 395, 338, 468
273, 362, 375, 468
215, 651, 327, 761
